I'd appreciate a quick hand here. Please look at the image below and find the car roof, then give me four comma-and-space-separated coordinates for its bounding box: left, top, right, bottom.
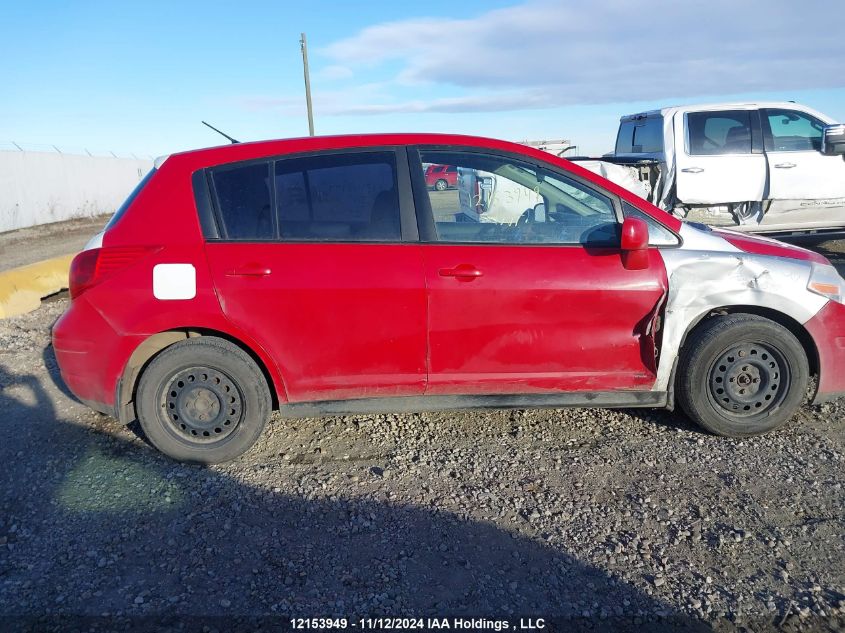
165, 133, 540, 171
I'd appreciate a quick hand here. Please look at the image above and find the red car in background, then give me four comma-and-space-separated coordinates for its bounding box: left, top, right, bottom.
425, 163, 458, 190
52, 133, 845, 463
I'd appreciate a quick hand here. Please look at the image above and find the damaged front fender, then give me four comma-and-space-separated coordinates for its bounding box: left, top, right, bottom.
654, 225, 827, 392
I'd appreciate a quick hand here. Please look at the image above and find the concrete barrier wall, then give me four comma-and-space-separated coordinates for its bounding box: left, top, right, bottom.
0, 150, 154, 233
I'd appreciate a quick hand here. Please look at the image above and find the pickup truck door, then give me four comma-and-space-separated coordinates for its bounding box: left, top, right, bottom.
674, 108, 767, 205
759, 107, 845, 230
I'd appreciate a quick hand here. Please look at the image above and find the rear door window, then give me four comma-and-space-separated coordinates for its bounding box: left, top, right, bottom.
687, 110, 752, 155
210, 162, 273, 240
274, 152, 400, 241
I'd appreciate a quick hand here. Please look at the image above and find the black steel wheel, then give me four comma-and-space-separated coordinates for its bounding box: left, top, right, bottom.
162, 366, 243, 443
707, 342, 790, 417
678, 314, 808, 437
136, 337, 271, 463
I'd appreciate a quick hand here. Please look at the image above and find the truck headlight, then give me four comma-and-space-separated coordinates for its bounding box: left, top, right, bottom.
807, 264, 845, 304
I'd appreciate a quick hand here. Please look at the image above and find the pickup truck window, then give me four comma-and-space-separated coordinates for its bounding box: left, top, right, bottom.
615, 117, 663, 154
687, 110, 752, 155
763, 109, 824, 152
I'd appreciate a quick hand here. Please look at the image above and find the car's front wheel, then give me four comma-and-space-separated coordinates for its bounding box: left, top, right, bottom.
136, 337, 271, 463
677, 314, 809, 437
434, 178, 448, 191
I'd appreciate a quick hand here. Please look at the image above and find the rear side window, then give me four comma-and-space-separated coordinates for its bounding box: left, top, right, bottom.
687, 110, 752, 155
616, 117, 663, 154
211, 163, 273, 239
275, 152, 400, 241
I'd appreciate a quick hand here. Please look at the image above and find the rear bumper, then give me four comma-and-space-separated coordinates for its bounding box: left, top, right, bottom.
51, 297, 132, 418
804, 300, 845, 404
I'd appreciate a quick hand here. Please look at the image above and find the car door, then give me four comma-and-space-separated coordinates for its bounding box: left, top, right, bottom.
203, 149, 427, 402
410, 147, 670, 396
674, 108, 767, 205
759, 107, 845, 230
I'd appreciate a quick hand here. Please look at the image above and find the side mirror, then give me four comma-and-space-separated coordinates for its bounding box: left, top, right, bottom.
621, 216, 650, 270
533, 203, 546, 222
822, 124, 845, 156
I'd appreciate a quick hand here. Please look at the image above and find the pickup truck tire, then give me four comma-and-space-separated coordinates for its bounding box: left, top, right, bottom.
677, 314, 808, 437
136, 337, 271, 463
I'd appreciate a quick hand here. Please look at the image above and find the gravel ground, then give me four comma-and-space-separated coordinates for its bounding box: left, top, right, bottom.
0, 298, 843, 631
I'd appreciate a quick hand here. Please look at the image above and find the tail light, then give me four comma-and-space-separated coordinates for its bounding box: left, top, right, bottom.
69, 246, 157, 299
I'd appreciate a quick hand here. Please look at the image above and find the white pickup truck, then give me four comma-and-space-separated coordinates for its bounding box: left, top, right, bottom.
572, 101, 845, 235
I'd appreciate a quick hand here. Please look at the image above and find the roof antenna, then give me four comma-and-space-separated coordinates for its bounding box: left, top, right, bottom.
201, 120, 240, 144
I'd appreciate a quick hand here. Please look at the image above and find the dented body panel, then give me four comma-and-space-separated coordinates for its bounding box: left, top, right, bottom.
655, 224, 828, 392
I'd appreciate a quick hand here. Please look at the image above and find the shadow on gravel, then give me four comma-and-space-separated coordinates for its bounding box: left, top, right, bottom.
0, 363, 718, 632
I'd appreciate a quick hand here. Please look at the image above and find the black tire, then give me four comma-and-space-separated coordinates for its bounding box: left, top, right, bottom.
677, 314, 808, 437
136, 337, 271, 463
434, 178, 448, 191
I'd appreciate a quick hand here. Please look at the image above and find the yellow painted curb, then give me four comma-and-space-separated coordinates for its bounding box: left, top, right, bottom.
0, 254, 75, 319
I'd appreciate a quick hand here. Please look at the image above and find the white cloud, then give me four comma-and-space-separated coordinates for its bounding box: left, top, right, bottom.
317, 0, 845, 114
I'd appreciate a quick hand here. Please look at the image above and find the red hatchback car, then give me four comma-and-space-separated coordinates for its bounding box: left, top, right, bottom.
53, 133, 845, 462
424, 163, 458, 190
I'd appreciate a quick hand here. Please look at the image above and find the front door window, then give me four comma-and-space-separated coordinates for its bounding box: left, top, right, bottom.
419, 150, 619, 247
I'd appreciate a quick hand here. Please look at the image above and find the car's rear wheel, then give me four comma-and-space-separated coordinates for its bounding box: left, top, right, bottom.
677, 314, 808, 437
136, 337, 271, 463
434, 178, 448, 191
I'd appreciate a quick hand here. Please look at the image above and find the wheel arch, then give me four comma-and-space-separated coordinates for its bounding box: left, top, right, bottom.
117, 327, 286, 424
668, 305, 819, 404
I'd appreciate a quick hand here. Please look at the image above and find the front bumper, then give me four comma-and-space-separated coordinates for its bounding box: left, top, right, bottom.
804, 299, 845, 404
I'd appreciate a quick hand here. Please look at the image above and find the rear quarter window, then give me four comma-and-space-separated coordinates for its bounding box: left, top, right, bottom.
686, 110, 752, 155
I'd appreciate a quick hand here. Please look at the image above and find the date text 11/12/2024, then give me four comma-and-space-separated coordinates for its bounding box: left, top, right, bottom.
290, 617, 546, 630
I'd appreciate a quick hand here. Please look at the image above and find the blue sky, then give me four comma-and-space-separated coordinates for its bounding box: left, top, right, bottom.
2, 0, 843, 157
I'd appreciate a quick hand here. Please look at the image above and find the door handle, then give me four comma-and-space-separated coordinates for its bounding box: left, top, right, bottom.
438, 264, 483, 280
774, 162, 796, 169
681, 167, 704, 174
228, 265, 272, 277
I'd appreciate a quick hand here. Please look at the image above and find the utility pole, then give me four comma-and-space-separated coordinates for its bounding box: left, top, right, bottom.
300, 32, 315, 136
